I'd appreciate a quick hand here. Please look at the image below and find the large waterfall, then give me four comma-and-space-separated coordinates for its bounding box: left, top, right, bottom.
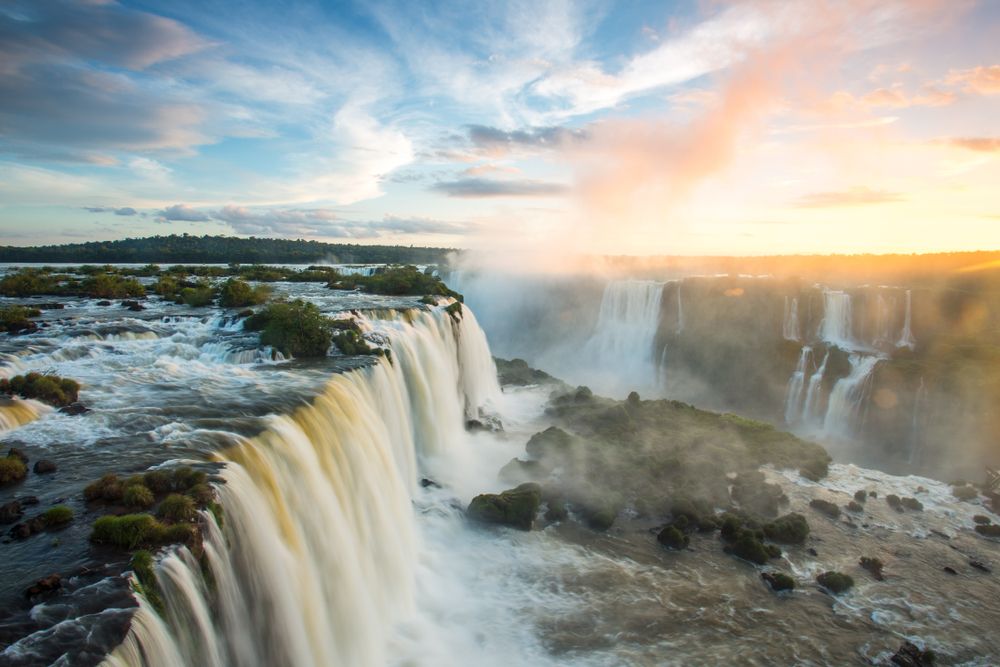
818, 290, 854, 347
822, 354, 880, 440
782, 297, 800, 341
582, 280, 665, 397
103, 306, 501, 667
898, 289, 916, 350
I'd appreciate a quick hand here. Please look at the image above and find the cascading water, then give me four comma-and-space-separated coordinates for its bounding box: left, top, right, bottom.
898, 289, 916, 350
783, 347, 811, 424
873, 293, 893, 347
783, 297, 800, 342
581, 280, 665, 397
0, 398, 49, 432
801, 350, 829, 425
908, 377, 927, 465
675, 281, 685, 334
102, 306, 501, 667
822, 354, 880, 439
818, 290, 854, 348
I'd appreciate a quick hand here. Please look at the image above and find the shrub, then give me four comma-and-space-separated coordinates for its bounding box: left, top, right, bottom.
0, 456, 27, 485
85, 473, 124, 502
79, 273, 145, 299
152, 275, 180, 299
179, 284, 215, 307
185, 483, 214, 505
144, 470, 173, 494
657, 525, 689, 550
0, 372, 80, 407
130, 550, 163, 613
809, 498, 841, 519
763, 513, 810, 544
332, 329, 375, 356
123, 484, 155, 510
171, 466, 207, 491
42, 505, 74, 527
0, 305, 41, 333
0, 269, 61, 297
762, 572, 795, 592
159, 494, 196, 522
816, 571, 854, 594
218, 278, 270, 308
244, 299, 332, 357
90, 513, 194, 549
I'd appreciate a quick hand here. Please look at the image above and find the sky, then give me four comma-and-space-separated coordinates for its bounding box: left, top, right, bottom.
0, 0, 997, 255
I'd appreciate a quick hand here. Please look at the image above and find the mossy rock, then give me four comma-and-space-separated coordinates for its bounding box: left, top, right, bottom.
816, 571, 854, 594
84, 473, 124, 502
952, 484, 978, 501
853, 490, 867, 503
0, 372, 80, 407
0, 456, 27, 485
973, 515, 991, 525
809, 498, 841, 519
847, 501, 863, 513
90, 513, 195, 550
901, 497, 923, 511
763, 513, 810, 544
761, 571, 795, 592
726, 529, 771, 565
524, 427, 575, 460
123, 485, 155, 510
886, 494, 903, 511
579, 502, 617, 532
859, 556, 885, 580
467, 483, 542, 531
41, 505, 73, 527
130, 550, 164, 614
657, 525, 689, 550
158, 494, 197, 522
498, 458, 550, 485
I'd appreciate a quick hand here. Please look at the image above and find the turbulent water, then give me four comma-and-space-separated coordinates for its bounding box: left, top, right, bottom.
1, 267, 999, 666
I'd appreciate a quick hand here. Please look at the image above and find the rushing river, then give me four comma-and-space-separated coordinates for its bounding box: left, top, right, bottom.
1, 270, 998, 666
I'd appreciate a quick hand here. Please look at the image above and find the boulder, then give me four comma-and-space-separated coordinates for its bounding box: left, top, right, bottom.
763, 513, 810, 544
889, 641, 936, 666
0, 500, 23, 524
24, 574, 62, 598
859, 556, 885, 581
467, 483, 542, 531
809, 498, 841, 519
816, 571, 854, 594
847, 501, 863, 513
761, 572, 795, 592
973, 515, 991, 525
497, 458, 550, 485
121, 300, 145, 311
657, 525, 689, 550
524, 427, 575, 460
974, 524, 1000, 538
901, 497, 923, 511
853, 490, 867, 503
7, 447, 28, 464
58, 402, 91, 416
33, 459, 57, 474
886, 494, 903, 511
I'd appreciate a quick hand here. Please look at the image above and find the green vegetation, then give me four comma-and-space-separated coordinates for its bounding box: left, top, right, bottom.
85, 473, 124, 502
332, 328, 378, 356
467, 483, 542, 531
158, 494, 197, 522
657, 525, 689, 550
763, 513, 810, 544
0, 305, 41, 333
0, 372, 80, 407
179, 283, 216, 307
494, 358, 557, 386
90, 513, 195, 550
123, 484, 155, 510
809, 498, 841, 519
130, 550, 164, 613
0, 455, 28, 485
0, 268, 144, 299
816, 571, 854, 594
218, 278, 270, 308
245, 299, 332, 357
761, 572, 796, 592
0, 234, 452, 264
41, 505, 74, 527
328, 265, 461, 299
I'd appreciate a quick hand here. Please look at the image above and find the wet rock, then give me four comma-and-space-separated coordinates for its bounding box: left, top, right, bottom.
544, 495, 568, 522
7, 447, 28, 464
969, 560, 991, 573
761, 571, 795, 592
9, 516, 44, 539
59, 402, 91, 416
916, 486, 927, 494
816, 571, 854, 594
467, 483, 541, 531
973, 515, 991, 525
466, 413, 503, 432
807, 547, 818, 557
96, 300, 112, 306
524, 426, 575, 460
942, 566, 958, 575
0, 500, 23, 523
951, 484, 978, 501
901, 497, 923, 511
121, 300, 145, 311
859, 556, 885, 581
869, 490, 878, 498
33, 459, 57, 474
886, 494, 903, 511
854, 490, 867, 503
657, 525, 689, 550
763, 512, 810, 544
889, 640, 936, 666
847, 501, 863, 513
24, 574, 62, 598
20, 495, 39, 506
498, 458, 549, 485
419, 478, 440, 489
974, 524, 1000, 538
809, 498, 841, 519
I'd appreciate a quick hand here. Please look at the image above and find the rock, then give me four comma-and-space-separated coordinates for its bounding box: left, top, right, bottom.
466, 413, 503, 433
916, 486, 927, 493
853, 490, 867, 503
580, 503, 617, 532
96, 300, 112, 307
7, 447, 28, 464
973, 515, 991, 525
859, 556, 885, 581
942, 566, 958, 575
24, 574, 62, 598
807, 547, 818, 557
0, 500, 23, 524
847, 501, 863, 513
58, 402, 90, 416
901, 497, 923, 511
544, 496, 568, 522
951, 484, 978, 501
763, 513, 810, 544
467, 483, 542, 531
761, 572, 795, 592
9, 516, 44, 540
20, 495, 39, 505
626, 391, 640, 405
809, 498, 841, 519
889, 640, 936, 666
121, 300, 145, 311
657, 525, 689, 550
886, 494, 903, 511
816, 571, 854, 594
974, 524, 1000, 538
869, 490, 877, 498
524, 427, 574, 460
498, 458, 550, 485
732, 471, 787, 517
419, 478, 440, 489
969, 560, 992, 573
33, 459, 57, 474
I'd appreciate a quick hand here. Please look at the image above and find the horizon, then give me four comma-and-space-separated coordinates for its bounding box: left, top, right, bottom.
0, 1, 997, 255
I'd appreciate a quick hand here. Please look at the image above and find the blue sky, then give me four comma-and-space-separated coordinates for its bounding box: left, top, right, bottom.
0, 0, 997, 254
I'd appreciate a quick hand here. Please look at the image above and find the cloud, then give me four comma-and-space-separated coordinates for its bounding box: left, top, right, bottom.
158, 204, 211, 222
466, 125, 586, 156
947, 137, 1000, 152
430, 178, 569, 198
860, 86, 956, 108
793, 187, 904, 208
946, 65, 1000, 95
212, 205, 470, 238
83, 206, 137, 215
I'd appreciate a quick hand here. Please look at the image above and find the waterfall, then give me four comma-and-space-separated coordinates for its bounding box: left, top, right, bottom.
675, 281, 685, 334
783, 347, 811, 424
818, 290, 854, 347
0, 398, 50, 432
822, 354, 880, 439
873, 292, 892, 346
782, 297, 800, 342
907, 377, 927, 465
102, 306, 500, 667
581, 280, 665, 397
801, 350, 829, 425
897, 289, 916, 350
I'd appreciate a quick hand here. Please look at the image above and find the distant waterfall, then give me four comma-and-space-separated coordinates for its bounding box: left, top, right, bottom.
818, 290, 854, 347
103, 307, 500, 667
676, 282, 685, 334
801, 351, 829, 425
873, 293, 893, 347
582, 280, 665, 396
783, 347, 811, 424
822, 354, 880, 439
782, 297, 800, 342
897, 290, 916, 350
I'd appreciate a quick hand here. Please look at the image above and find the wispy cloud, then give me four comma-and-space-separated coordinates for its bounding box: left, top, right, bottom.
430, 178, 569, 198
83, 206, 138, 216
946, 137, 1000, 152
794, 187, 904, 208
157, 204, 211, 222
946, 65, 1000, 95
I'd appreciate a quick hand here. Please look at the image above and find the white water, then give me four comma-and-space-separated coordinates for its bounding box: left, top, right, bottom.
580, 280, 665, 397
783, 296, 800, 341
102, 306, 502, 667
822, 354, 881, 439
897, 289, 916, 350
801, 350, 829, 425
818, 290, 854, 348
675, 281, 685, 334
783, 347, 811, 424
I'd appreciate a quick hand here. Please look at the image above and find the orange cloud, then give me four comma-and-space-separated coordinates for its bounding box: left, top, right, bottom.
946, 65, 1000, 95
947, 137, 1000, 152
793, 186, 904, 208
